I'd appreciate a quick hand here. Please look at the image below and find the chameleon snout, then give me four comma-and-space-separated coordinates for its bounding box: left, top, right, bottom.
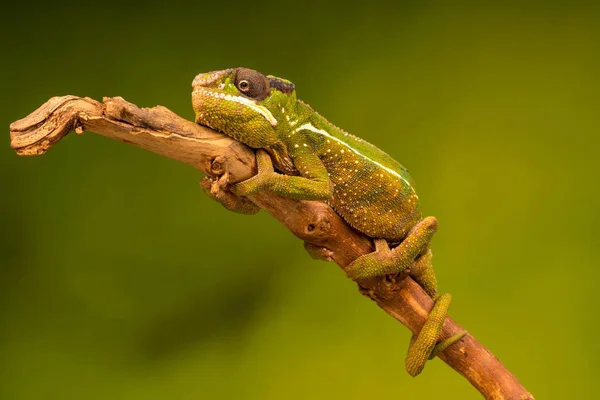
192, 68, 234, 88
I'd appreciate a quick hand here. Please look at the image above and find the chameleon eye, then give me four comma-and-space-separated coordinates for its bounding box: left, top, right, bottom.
238, 80, 250, 91
235, 68, 270, 100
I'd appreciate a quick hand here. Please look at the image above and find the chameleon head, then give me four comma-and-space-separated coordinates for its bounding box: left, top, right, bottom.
192, 68, 296, 148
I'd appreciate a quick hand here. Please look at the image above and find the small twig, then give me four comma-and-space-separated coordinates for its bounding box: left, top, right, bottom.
9, 96, 534, 400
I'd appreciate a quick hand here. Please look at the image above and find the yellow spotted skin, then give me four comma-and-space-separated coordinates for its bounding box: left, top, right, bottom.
306, 110, 421, 240
192, 68, 465, 377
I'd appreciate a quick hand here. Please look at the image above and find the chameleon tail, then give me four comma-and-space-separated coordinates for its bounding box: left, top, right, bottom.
344, 217, 466, 376
405, 293, 466, 377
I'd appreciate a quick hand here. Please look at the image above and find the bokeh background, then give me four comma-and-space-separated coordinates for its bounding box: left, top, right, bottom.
2, 1, 599, 399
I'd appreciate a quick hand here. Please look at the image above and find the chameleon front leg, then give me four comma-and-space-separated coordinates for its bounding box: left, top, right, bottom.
231, 149, 333, 200
346, 217, 465, 377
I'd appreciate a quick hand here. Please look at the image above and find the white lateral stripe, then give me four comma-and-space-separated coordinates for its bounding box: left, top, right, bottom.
230, 94, 278, 127
194, 89, 278, 127
294, 123, 411, 186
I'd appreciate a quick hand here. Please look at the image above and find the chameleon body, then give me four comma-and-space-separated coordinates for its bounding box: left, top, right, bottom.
192, 68, 464, 377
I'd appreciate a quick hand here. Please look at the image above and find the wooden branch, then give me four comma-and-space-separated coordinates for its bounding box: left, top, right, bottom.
9, 96, 534, 400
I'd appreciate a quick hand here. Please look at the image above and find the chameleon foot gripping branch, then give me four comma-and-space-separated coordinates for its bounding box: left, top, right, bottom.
10, 89, 534, 399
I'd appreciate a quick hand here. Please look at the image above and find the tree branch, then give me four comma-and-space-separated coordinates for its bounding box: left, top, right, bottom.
9, 96, 534, 400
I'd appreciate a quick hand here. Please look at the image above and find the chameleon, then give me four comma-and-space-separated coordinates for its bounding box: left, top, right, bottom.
192, 67, 465, 377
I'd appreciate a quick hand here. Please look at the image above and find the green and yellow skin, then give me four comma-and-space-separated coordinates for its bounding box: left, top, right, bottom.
192, 68, 465, 377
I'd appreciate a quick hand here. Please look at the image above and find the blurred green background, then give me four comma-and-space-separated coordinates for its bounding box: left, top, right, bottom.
2, 1, 599, 399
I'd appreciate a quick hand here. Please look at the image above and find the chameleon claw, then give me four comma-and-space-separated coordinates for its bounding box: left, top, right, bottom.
304, 242, 334, 261
211, 171, 229, 194
199, 176, 260, 215
231, 149, 276, 196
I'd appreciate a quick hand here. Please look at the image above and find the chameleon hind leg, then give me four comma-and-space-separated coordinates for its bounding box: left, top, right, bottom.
345, 217, 465, 376
411, 248, 437, 298
345, 216, 439, 280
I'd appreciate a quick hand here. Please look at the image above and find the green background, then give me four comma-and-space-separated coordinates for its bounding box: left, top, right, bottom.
2, 1, 598, 399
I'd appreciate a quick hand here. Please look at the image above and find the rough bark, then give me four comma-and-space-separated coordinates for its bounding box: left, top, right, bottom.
9, 96, 534, 400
